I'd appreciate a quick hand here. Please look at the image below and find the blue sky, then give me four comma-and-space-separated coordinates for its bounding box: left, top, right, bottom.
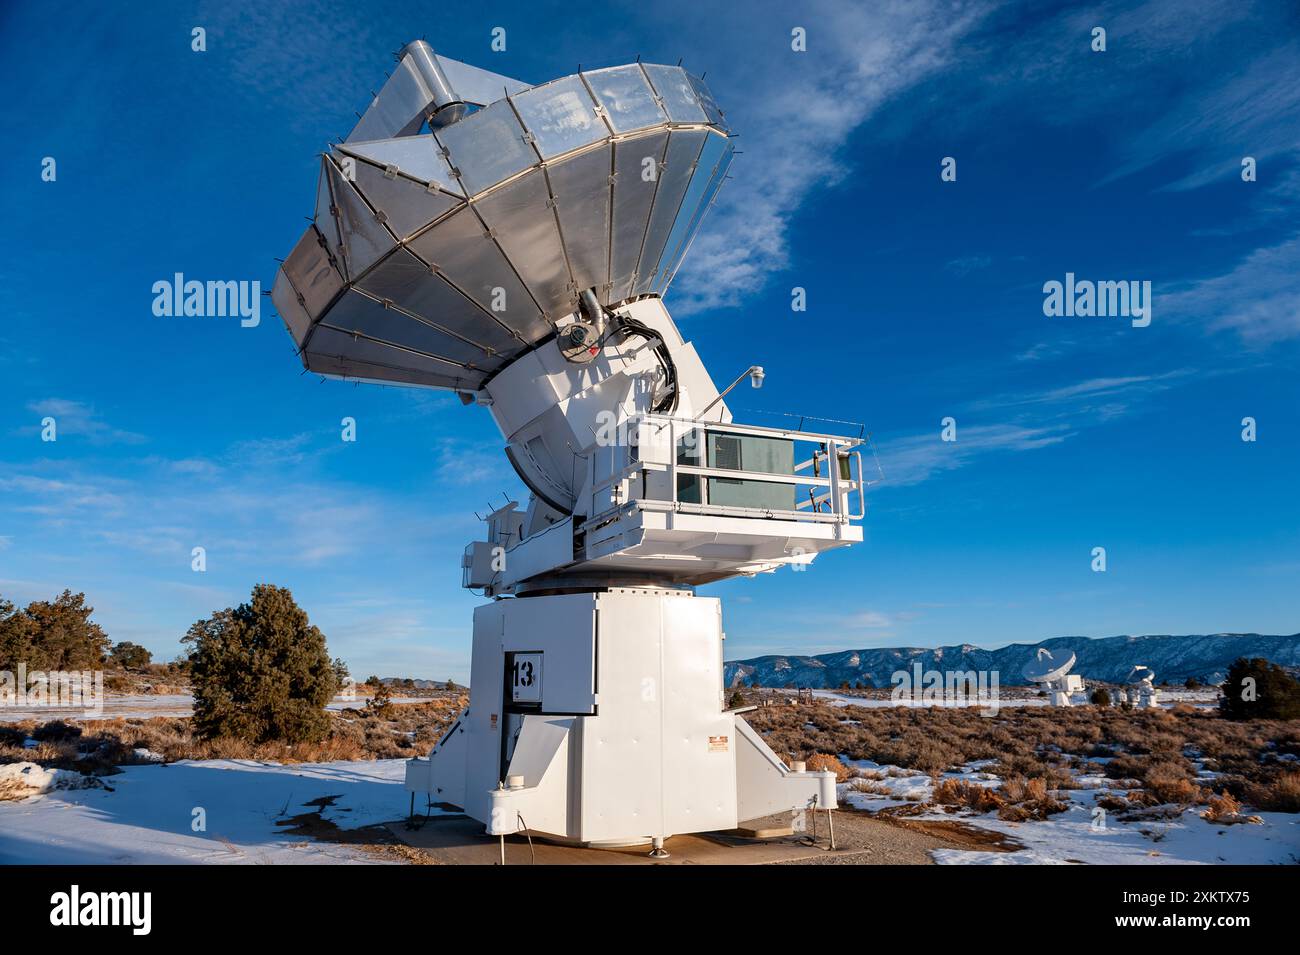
2, 0, 1298, 680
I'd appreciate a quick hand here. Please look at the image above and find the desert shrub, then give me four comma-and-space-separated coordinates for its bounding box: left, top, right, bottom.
75, 732, 136, 774
1095, 792, 1129, 812
1245, 772, 1300, 813
1144, 761, 1200, 804
805, 753, 850, 782
365, 683, 395, 719
740, 697, 1300, 820
1091, 687, 1111, 706
849, 778, 891, 795
1201, 792, 1242, 822
997, 775, 1068, 820
1219, 658, 1300, 721
103, 673, 131, 692
932, 778, 1002, 813
184, 584, 336, 743
31, 720, 82, 742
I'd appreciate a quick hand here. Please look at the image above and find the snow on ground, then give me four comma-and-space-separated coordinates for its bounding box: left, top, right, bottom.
838, 759, 1300, 865
0, 694, 195, 722
0, 693, 433, 723
326, 696, 427, 711
839, 758, 1002, 810
0, 761, 106, 794
2, 748, 1293, 865
931, 800, 1300, 865
810, 687, 1222, 710
0, 758, 419, 865
811, 690, 1047, 708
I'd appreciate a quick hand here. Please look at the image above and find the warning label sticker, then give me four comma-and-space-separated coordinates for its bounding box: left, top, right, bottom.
708, 735, 729, 753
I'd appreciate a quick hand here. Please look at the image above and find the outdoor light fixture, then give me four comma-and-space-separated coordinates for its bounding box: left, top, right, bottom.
697, 364, 766, 420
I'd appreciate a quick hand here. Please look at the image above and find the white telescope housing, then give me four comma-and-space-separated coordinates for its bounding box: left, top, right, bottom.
272, 42, 865, 850
1022, 648, 1087, 707
1124, 665, 1160, 708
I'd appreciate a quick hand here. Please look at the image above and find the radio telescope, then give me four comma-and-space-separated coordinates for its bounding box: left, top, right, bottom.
272, 41, 863, 854
1022, 648, 1085, 707
1124, 665, 1160, 708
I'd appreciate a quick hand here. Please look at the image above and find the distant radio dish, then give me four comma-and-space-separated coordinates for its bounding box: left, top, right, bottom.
1022, 647, 1076, 684
1123, 664, 1160, 708
1125, 665, 1156, 685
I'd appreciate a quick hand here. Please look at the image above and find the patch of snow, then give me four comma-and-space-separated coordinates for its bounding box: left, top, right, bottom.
0, 761, 103, 796
1, 692, 435, 724
0, 694, 194, 722
325, 696, 428, 712
835, 755, 1300, 865
810, 690, 1048, 709
0, 758, 423, 864
932, 795, 1300, 865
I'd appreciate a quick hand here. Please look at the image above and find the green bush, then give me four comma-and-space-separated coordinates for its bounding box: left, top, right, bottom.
1219, 657, 1300, 721
184, 584, 336, 743
1091, 687, 1112, 707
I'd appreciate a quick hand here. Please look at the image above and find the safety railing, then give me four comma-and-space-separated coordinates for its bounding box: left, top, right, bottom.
584, 413, 866, 530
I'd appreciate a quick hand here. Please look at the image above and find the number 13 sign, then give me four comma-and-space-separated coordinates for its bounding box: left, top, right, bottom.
511, 652, 543, 704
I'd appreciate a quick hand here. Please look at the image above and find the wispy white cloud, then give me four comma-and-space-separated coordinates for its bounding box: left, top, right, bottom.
971, 371, 1190, 410
432, 438, 504, 488
875, 422, 1071, 488
948, 0, 1296, 193
195, 1, 385, 136
1160, 234, 1300, 343
0, 473, 127, 518
671, 0, 994, 313
1099, 39, 1300, 192
872, 370, 1192, 487
22, 398, 145, 446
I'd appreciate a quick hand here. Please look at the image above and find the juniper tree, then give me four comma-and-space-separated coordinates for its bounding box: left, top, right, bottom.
1219, 657, 1300, 721
110, 641, 153, 671
185, 584, 336, 742
0, 590, 109, 672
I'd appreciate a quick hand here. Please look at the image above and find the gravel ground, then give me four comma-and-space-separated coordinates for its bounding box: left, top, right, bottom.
751, 808, 1024, 865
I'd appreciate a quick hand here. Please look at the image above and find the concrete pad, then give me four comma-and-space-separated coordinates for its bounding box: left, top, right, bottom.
386, 814, 839, 865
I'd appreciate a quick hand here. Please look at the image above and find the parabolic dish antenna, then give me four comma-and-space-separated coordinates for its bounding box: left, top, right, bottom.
1125, 665, 1156, 684
271, 41, 734, 393
271, 38, 865, 851
1021, 647, 1077, 684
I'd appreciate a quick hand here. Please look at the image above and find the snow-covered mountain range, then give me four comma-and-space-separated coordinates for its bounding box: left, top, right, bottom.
723, 633, 1300, 688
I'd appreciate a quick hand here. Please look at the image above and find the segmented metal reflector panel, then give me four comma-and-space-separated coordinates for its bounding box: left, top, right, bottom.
272, 63, 732, 391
